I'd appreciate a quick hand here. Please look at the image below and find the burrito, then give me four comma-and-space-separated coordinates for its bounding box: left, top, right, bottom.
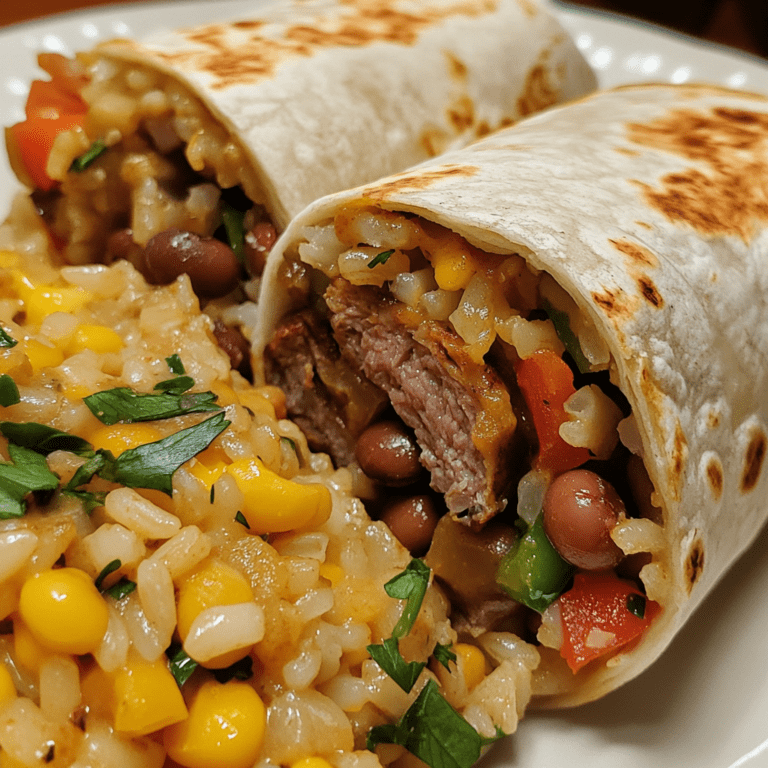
254, 82, 768, 707
4, 0, 595, 293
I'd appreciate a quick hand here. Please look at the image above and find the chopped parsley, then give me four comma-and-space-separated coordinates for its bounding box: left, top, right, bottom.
166, 355, 185, 375
367, 637, 426, 693
0, 376, 19, 407
83, 386, 220, 425
367, 679, 486, 768
212, 655, 253, 683
167, 645, 199, 688
0, 444, 60, 519
101, 413, 230, 495
235, 510, 250, 528
0, 327, 17, 348
70, 139, 107, 172
0, 422, 93, 455
367, 249, 395, 269
94, 559, 122, 591
385, 558, 431, 639
432, 643, 457, 671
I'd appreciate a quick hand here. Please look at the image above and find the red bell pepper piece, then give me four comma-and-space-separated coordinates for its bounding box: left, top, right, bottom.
25, 80, 86, 121
8, 113, 86, 192
514, 349, 590, 475
558, 571, 661, 672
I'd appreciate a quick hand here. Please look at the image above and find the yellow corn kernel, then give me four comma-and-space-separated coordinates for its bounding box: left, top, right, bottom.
18, 568, 109, 656
188, 446, 230, 489
11, 270, 92, 326
292, 758, 335, 768
225, 458, 332, 535
454, 643, 486, 691
257, 385, 287, 419
112, 654, 188, 736
21, 338, 64, 373
68, 324, 124, 355
176, 560, 253, 669
0, 251, 20, 270
235, 389, 275, 419
164, 680, 266, 768
319, 562, 344, 587
0, 661, 17, 707
12, 617, 53, 672
430, 240, 477, 292
208, 380, 238, 407
88, 423, 163, 457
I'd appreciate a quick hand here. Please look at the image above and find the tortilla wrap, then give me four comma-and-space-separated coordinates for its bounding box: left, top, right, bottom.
6, 0, 595, 269
253, 83, 768, 707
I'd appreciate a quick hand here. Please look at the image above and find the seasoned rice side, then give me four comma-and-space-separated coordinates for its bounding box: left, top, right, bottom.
0, 199, 537, 768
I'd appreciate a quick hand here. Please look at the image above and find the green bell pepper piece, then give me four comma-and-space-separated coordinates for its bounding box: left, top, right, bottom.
496, 513, 574, 612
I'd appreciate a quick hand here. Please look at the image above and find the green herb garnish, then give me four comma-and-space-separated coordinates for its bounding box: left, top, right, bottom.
385, 558, 431, 639
432, 643, 457, 671
83, 386, 220, 425
235, 510, 249, 528
166, 355, 185, 375
103, 578, 136, 601
367, 679, 486, 768
0, 444, 60, 519
0, 327, 17, 348
367, 637, 426, 693
0, 421, 93, 455
70, 139, 107, 172
626, 593, 646, 619
0, 376, 19, 407
167, 645, 199, 688
101, 413, 230, 495
367, 249, 395, 269
62, 488, 106, 515
95, 559, 122, 591
221, 202, 246, 264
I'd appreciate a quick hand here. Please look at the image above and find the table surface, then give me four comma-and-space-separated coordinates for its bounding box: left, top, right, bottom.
0, 0, 766, 60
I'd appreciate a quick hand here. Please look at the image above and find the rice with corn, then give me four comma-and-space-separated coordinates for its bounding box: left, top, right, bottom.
0, 198, 536, 768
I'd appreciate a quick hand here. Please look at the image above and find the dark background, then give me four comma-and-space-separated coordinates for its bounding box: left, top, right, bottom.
0, 0, 766, 60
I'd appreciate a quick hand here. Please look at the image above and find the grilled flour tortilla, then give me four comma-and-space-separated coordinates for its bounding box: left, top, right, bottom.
5, 0, 595, 272
254, 83, 768, 706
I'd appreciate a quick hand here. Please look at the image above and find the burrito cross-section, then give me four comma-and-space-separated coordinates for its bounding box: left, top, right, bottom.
255, 83, 768, 706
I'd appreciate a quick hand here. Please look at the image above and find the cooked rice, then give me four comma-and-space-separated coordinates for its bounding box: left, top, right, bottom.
0, 204, 536, 768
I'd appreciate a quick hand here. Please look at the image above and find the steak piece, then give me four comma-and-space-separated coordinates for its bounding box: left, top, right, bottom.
325, 279, 521, 522
263, 309, 387, 466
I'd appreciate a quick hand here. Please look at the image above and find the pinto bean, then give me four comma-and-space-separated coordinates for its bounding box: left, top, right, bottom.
355, 420, 422, 486
244, 221, 278, 276
143, 229, 240, 298
542, 469, 625, 570
380, 495, 440, 555
106, 228, 144, 268
212, 320, 252, 378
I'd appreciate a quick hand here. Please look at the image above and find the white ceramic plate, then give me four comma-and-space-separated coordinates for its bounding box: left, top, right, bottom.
2, 3, 768, 767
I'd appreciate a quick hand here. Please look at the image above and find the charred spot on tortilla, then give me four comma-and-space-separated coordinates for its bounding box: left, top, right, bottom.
705, 455, 723, 501
156, 0, 500, 89
637, 276, 663, 308
707, 407, 721, 430
448, 95, 476, 133
365, 165, 480, 198
516, 0, 539, 17
446, 51, 468, 81
741, 427, 767, 493
609, 239, 659, 269
685, 538, 705, 593
670, 421, 688, 497
591, 286, 635, 321
626, 105, 768, 241
517, 47, 560, 117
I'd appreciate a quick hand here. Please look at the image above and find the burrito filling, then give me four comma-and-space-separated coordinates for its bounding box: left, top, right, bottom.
264, 205, 666, 687
6, 53, 273, 367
